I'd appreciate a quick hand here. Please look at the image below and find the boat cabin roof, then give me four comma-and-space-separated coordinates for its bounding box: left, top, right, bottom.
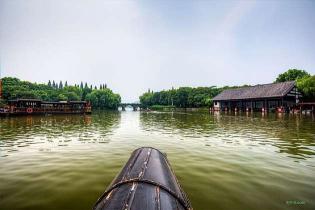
8, 99, 41, 102
8, 99, 88, 105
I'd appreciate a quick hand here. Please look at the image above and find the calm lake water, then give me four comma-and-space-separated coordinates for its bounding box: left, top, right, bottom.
0, 110, 315, 210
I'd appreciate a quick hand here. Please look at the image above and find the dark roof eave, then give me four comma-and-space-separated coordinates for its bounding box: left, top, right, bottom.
212, 81, 296, 101
213, 96, 287, 101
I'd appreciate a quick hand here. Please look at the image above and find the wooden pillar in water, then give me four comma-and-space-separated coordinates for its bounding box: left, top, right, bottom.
281, 98, 284, 107
265, 99, 268, 112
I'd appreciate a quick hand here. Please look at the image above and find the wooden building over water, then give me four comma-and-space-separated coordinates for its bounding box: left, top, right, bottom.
212, 81, 301, 112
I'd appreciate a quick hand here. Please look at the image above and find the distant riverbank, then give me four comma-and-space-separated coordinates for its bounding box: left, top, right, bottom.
146, 105, 210, 112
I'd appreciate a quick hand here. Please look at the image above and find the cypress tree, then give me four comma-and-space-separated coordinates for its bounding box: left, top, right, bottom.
48, 80, 51, 87
65, 81, 68, 87
59, 81, 63, 89
80, 82, 83, 89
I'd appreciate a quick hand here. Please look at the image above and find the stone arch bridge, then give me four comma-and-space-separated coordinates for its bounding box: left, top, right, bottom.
119, 103, 141, 111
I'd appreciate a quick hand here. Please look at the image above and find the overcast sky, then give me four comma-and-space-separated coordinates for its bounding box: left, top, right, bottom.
0, 0, 314, 102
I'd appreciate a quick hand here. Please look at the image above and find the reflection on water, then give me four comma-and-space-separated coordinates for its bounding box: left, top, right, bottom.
0, 111, 314, 210
140, 112, 315, 160
0, 112, 120, 157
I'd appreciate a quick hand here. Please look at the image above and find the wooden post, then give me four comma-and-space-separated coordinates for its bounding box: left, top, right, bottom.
281, 98, 284, 106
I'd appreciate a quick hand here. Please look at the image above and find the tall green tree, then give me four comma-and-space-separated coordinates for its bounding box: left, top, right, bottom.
139, 92, 154, 108
59, 81, 63, 89
275, 69, 310, 82
86, 89, 121, 109
297, 75, 315, 100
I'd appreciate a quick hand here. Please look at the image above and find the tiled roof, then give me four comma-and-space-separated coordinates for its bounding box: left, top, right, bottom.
212, 81, 295, 101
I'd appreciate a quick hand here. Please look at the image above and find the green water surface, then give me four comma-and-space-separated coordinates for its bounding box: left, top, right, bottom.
0, 111, 314, 210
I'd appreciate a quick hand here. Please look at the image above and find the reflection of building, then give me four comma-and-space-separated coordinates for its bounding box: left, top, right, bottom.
1, 99, 91, 116
213, 81, 301, 112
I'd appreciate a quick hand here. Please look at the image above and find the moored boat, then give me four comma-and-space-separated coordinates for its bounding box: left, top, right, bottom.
94, 147, 192, 210
0, 99, 91, 116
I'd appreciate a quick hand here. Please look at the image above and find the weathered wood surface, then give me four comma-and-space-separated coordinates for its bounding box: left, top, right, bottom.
94, 147, 192, 210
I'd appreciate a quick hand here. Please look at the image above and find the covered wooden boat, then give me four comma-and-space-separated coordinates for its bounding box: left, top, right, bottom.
0, 99, 91, 116
94, 147, 192, 210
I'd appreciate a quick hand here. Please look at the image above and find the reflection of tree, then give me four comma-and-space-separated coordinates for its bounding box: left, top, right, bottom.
140, 112, 315, 159
0, 111, 121, 151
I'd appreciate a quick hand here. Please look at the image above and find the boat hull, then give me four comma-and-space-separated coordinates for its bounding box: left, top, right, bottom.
94, 147, 192, 210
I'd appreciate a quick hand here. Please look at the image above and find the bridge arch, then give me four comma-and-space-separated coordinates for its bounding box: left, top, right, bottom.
119, 103, 141, 111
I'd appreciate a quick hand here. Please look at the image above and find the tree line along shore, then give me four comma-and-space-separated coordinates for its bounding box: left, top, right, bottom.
0, 69, 314, 110
0, 77, 121, 109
